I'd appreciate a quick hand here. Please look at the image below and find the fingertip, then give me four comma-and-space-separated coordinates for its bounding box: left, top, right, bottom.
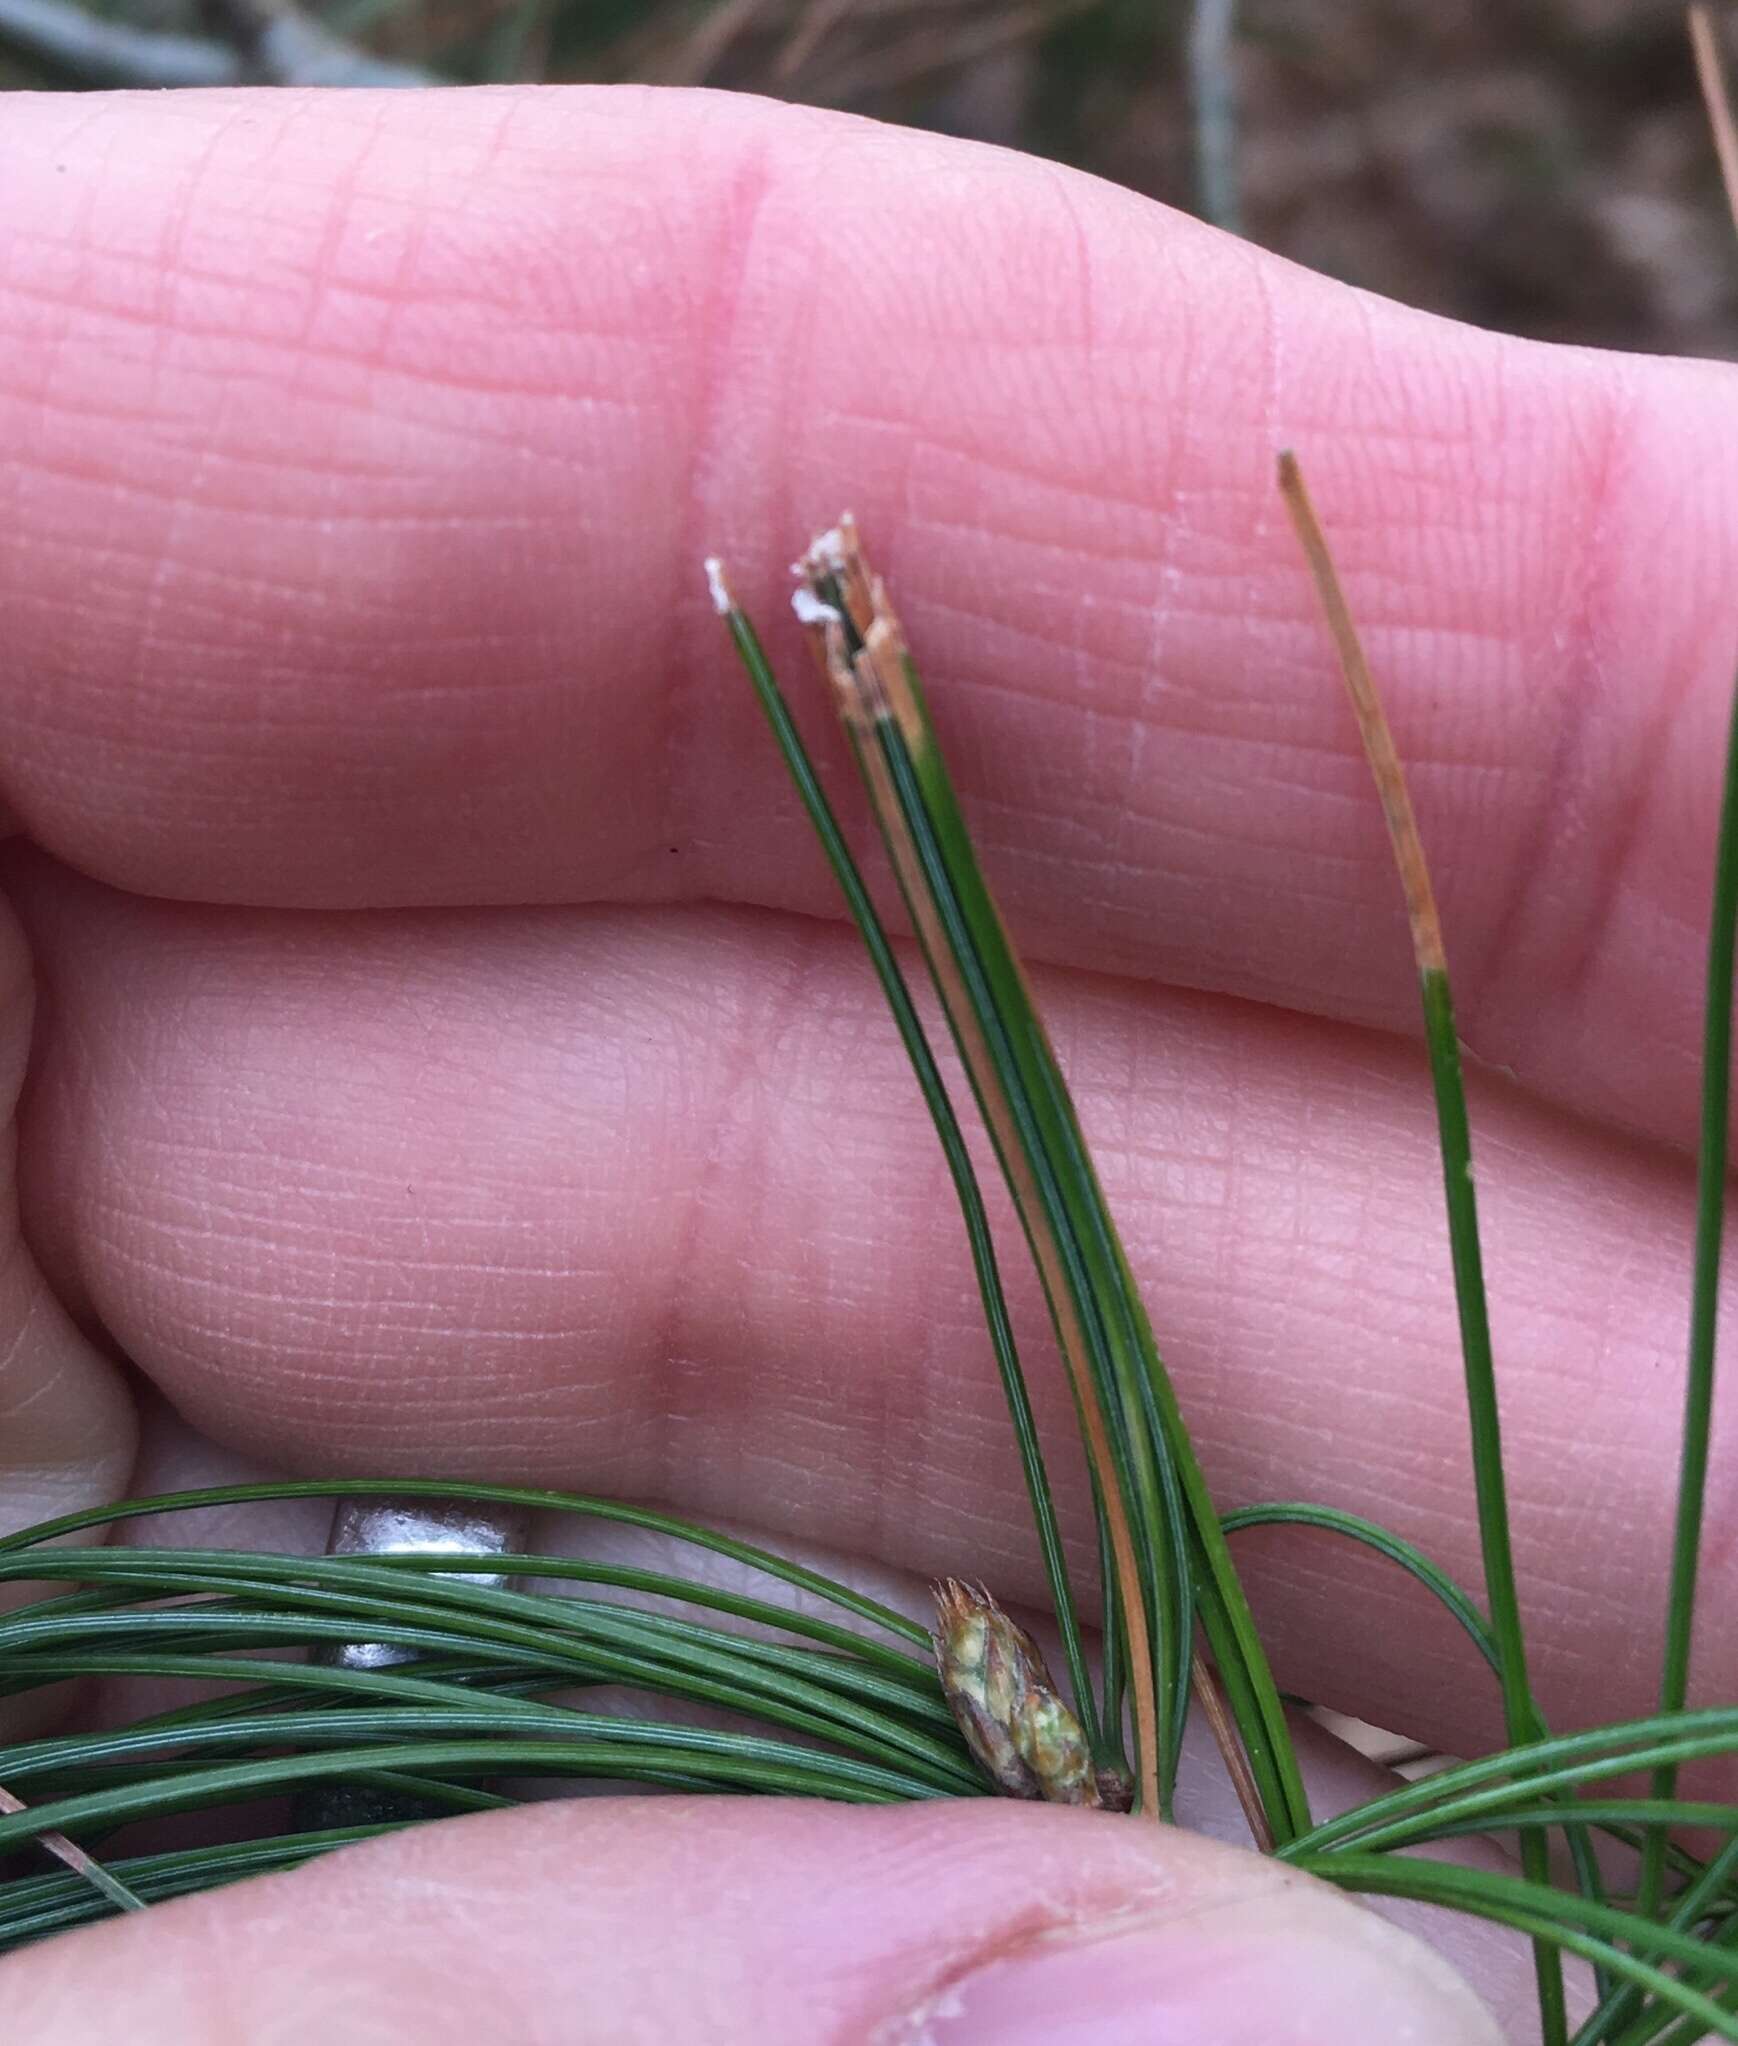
1, 1797, 1503, 2046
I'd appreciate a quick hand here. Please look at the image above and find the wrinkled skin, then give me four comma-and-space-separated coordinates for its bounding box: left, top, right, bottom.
0, 83, 1734, 2044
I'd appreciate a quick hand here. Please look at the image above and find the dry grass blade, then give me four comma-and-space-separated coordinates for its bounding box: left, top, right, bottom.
1691, 5, 1738, 231
0, 1778, 145, 1915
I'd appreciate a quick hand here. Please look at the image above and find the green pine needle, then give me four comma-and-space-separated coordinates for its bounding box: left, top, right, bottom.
707, 557, 1105, 1770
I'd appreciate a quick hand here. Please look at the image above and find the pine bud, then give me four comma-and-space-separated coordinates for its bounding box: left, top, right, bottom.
932, 1580, 1105, 1807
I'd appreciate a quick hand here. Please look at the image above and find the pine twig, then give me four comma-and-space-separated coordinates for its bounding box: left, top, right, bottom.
0, 0, 238, 84
1187, 0, 1243, 235
0, 0, 431, 88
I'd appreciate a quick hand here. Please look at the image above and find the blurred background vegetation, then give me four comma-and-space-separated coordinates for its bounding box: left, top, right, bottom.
3, 0, 1735, 360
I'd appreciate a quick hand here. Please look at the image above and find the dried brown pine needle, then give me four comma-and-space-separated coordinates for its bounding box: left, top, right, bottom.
1275, 450, 1446, 976
0, 1780, 144, 1915
1188, 1647, 1274, 1852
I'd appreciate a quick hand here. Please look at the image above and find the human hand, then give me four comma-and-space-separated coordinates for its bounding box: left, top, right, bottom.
0, 84, 1733, 2043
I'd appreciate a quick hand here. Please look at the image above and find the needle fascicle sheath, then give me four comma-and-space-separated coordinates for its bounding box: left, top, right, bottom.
933, 1580, 1127, 1809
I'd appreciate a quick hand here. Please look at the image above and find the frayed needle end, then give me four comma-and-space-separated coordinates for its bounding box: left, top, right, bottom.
791, 587, 842, 629
799, 517, 854, 582
704, 556, 734, 617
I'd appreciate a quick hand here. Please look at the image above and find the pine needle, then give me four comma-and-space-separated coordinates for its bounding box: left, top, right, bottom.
707, 553, 1108, 1771
791, 524, 1165, 1823
1277, 448, 1567, 2044
0, 1779, 145, 1915
768, 518, 1308, 1846
1630, 0, 1738, 1949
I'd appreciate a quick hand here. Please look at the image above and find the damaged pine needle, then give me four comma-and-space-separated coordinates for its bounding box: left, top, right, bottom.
0, 1780, 145, 1916
1277, 448, 1566, 2041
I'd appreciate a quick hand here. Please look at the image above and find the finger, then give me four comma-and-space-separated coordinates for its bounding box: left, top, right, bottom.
10, 851, 1722, 1765
2, 1797, 1502, 2045
0, 884, 134, 1738
86, 1395, 1534, 1983
88, 1395, 1534, 1929
0, 91, 1733, 1159
0, 891, 132, 1546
